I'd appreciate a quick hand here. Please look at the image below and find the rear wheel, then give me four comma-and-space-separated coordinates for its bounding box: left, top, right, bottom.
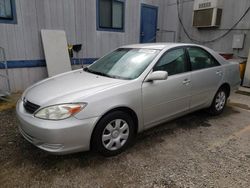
208, 88, 228, 115
91, 111, 135, 156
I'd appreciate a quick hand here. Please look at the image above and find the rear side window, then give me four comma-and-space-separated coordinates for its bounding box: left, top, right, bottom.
153, 48, 188, 76
187, 47, 220, 71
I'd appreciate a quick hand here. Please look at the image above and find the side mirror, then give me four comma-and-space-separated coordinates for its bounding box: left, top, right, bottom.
145, 71, 168, 82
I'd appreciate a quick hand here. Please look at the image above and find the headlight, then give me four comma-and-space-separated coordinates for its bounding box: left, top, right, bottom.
34, 103, 87, 120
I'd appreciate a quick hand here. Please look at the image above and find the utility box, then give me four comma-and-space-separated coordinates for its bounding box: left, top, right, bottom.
232, 34, 245, 49
193, 0, 224, 28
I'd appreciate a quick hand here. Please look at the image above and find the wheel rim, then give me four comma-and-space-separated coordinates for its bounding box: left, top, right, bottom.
102, 119, 129, 151
215, 91, 226, 111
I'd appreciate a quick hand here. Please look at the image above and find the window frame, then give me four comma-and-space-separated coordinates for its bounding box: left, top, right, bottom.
0, 0, 17, 24
186, 46, 221, 72
96, 0, 125, 32
153, 47, 191, 76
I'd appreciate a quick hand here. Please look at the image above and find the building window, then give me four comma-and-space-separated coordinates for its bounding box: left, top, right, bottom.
97, 0, 125, 32
0, 0, 17, 24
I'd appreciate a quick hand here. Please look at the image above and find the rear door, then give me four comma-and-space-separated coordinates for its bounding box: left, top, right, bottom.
142, 48, 191, 128
186, 47, 223, 109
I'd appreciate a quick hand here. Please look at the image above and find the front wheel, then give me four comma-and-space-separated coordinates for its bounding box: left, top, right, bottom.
208, 88, 228, 115
91, 111, 135, 156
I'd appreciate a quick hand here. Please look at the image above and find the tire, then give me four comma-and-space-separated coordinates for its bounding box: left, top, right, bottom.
208, 87, 228, 116
91, 111, 135, 156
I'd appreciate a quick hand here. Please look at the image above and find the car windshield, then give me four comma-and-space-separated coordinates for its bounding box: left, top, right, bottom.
85, 48, 160, 80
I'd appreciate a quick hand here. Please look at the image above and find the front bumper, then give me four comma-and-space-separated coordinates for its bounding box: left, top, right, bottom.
16, 99, 99, 154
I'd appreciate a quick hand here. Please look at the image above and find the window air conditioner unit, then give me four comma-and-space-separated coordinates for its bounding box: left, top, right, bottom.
193, 0, 223, 28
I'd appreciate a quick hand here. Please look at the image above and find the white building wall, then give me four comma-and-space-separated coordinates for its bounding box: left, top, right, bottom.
1, 0, 249, 92
163, 0, 250, 57
0, 0, 165, 92
0, 0, 166, 61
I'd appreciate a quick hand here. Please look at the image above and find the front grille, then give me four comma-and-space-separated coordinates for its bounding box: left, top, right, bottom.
23, 99, 40, 114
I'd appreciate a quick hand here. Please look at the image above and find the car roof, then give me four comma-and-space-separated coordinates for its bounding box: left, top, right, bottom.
121, 43, 197, 50
121, 42, 227, 65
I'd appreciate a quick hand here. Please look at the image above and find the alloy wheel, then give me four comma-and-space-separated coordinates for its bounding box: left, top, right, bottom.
215, 91, 226, 111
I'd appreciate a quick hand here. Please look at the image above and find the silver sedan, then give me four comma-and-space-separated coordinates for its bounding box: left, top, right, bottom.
16, 43, 240, 156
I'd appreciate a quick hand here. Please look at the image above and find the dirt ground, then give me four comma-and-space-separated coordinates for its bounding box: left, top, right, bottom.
0, 93, 250, 188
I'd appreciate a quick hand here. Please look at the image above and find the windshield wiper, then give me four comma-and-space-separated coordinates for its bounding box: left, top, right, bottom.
83, 67, 112, 78
84, 67, 129, 80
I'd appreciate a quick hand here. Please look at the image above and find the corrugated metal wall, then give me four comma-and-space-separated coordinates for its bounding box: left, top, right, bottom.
0, 0, 165, 61
0, 0, 165, 92
1, 0, 250, 92
163, 0, 250, 58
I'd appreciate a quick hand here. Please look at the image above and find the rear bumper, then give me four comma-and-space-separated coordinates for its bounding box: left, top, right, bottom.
16, 99, 99, 155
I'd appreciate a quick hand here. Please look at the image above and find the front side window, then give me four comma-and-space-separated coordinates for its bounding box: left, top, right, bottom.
86, 48, 159, 79
187, 47, 220, 71
153, 48, 188, 76
0, 0, 16, 24
98, 0, 125, 31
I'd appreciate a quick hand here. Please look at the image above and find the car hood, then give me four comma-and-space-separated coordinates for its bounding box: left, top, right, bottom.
24, 69, 127, 106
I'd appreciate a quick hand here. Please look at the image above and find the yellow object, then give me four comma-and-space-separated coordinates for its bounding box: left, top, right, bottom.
68, 44, 73, 50
68, 44, 73, 58
239, 61, 246, 80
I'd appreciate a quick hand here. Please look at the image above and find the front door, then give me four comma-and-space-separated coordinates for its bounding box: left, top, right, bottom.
140, 4, 158, 43
142, 48, 191, 128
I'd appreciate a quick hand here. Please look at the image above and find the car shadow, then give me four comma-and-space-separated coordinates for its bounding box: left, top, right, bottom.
134, 106, 239, 147
8, 105, 240, 171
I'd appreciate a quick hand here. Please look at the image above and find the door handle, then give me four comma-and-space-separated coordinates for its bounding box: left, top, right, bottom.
216, 70, 223, 76
182, 79, 191, 85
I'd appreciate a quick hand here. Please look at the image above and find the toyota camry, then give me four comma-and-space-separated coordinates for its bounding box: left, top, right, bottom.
16, 43, 240, 156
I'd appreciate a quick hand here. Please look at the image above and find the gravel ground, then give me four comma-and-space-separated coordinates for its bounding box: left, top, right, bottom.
0, 95, 250, 188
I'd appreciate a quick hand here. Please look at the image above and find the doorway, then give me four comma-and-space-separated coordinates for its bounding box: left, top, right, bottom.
140, 4, 158, 43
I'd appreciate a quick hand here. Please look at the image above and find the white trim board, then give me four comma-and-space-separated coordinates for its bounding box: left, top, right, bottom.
41, 30, 71, 77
